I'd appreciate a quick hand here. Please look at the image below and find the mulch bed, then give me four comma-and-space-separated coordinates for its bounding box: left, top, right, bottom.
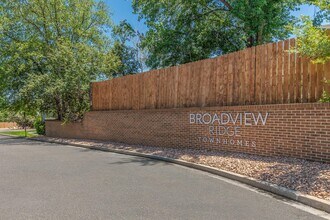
34, 136, 330, 201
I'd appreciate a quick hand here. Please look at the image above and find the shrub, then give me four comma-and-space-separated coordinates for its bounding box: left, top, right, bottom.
320, 90, 330, 103
34, 117, 45, 135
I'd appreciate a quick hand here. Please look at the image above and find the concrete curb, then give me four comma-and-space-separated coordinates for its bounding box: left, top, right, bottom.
29, 137, 330, 214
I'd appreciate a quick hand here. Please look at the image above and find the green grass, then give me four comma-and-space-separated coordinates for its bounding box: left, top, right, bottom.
0, 129, 38, 138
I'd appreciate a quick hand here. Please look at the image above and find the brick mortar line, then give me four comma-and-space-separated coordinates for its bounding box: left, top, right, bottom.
30, 137, 330, 214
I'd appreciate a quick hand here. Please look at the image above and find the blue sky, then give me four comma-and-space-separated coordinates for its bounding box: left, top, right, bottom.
105, 0, 322, 33
104, 0, 147, 33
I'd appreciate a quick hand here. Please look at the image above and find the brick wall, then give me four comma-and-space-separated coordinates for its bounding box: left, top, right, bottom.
0, 122, 17, 129
46, 103, 330, 163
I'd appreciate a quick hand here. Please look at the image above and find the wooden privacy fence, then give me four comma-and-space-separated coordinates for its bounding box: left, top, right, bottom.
91, 38, 330, 111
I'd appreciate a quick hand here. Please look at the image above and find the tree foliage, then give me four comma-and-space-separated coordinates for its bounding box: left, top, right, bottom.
295, 0, 330, 64
111, 20, 143, 76
309, 0, 330, 25
133, 0, 299, 68
0, 111, 10, 122
294, 0, 330, 102
0, 0, 120, 121
295, 17, 330, 64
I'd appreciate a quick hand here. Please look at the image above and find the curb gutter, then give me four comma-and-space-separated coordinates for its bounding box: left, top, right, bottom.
30, 137, 330, 214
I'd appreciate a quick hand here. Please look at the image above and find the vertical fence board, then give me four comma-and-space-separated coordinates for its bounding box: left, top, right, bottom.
190, 62, 199, 107
110, 79, 116, 109
227, 54, 234, 105
107, 81, 112, 110
168, 67, 176, 108
169, 66, 178, 108
264, 43, 271, 103
239, 50, 247, 105
316, 63, 323, 100
95, 82, 100, 110
250, 47, 256, 104
176, 65, 184, 108
265, 43, 270, 103
233, 51, 240, 105
145, 71, 156, 109
91, 38, 329, 111
302, 57, 309, 102
91, 83, 96, 110
289, 39, 295, 103
185, 64, 192, 107
178, 64, 189, 107
208, 58, 217, 106
325, 61, 330, 95
173, 66, 179, 108
158, 69, 166, 108
122, 77, 128, 109
164, 68, 172, 108
198, 60, 210, 107
283, 40, 290, 103
258, 46, 263, 104
138, 74, 145, 109
113, 80, 118, 109
310, 63, 317, 102
120, 77, 126, 109
131, 75, 139, 109
277, 41, 284, 103
296, 54, 302, 103
205, 60, 213, 106
216, 55, 225, 105
255, 46, 262, 104
244, 48, 250, 104
270, 43, 277, 104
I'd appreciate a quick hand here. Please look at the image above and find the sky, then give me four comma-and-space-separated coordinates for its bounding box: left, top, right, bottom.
105, 0, 324, 33
104, 0, 147, 33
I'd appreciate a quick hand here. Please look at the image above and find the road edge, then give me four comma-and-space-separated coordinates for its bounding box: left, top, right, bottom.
30, 137, 330, 214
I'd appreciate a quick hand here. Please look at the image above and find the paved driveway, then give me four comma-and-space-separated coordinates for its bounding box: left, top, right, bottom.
0, 135, 328, 220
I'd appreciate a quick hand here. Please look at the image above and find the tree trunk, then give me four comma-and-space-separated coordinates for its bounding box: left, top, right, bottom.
247, 36, 255, 47
55, 97, 62, 121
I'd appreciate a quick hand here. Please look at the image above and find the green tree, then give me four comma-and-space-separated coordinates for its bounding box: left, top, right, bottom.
309, 0, 330, 25
295, 17, 330, 64
294, 0, 330, 102
0, 0, 120, 121
132, 0, 299, 68
0, 111, 9, 122
294, 0, 330, 63
112, 20, 143, 76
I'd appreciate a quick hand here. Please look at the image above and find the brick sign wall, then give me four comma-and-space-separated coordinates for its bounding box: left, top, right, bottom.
46, 103, 330, 163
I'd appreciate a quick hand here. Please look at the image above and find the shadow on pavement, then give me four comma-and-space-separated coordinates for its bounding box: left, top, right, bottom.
2, 135, 329, 200
79, 147, 169, 166
107, 156, 169, 167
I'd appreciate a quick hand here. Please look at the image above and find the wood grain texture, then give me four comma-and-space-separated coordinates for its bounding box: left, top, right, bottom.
289, 39, 295, 103
91, 39, 329, 110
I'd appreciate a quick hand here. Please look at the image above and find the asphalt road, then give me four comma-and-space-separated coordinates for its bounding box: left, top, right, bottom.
0, 135, 328, 220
